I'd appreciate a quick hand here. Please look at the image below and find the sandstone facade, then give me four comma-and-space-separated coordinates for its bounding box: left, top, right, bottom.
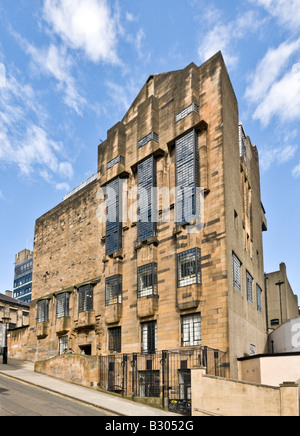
11, 52, 268, 379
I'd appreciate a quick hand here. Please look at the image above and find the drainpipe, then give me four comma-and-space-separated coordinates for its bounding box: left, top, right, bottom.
264, 275, 269, 332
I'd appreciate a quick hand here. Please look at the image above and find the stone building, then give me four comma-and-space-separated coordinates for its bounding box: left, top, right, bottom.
266, 263, 299, 331
0, 291, 30, 354
11, 52, 268, 379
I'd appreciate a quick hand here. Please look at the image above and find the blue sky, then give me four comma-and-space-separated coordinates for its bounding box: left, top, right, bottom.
0, 0, 300, 299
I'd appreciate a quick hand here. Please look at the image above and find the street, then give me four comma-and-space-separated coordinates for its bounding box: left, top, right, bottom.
0, 374, 109, 416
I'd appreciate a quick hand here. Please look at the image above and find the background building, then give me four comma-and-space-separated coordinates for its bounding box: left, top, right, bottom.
266, 262, 299, 331
13, 249, 33, 303
0, 291, 30, 354
9, 52, 268, 381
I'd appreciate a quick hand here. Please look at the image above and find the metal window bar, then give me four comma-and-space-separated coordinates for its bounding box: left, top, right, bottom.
175, 103, 199, 123
233, 253, 242, 292
63, 174, 97, 201
105, 275, 122, 306
36, 300, 49, 323
106, 178, 123, 255
109, 327, 122, 353
107, 155, 125, 170
138, 132, 159, 149
137, 263, 158, 298
175, 130, 200, 225
177, 248, 201, 288
78, 285, 94, 313
137, 155, 157, 241
56, 293, 70, 319
246, 271, 253, 303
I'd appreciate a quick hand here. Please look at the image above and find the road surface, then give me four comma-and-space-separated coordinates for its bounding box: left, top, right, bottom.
0, 374, 110, 416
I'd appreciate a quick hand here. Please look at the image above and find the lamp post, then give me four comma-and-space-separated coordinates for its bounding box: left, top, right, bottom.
2, 307, 11, 364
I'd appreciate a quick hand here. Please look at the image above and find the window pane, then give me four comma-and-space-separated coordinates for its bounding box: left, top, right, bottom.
177, 248, 201, 287
137, 156, 157, 241
37, 300, 49, 323
246, 271, 253, 303
105, 275, 122, 306
106, 178, 122, 255
233, 253, 241, 292
138, 264, 157, 298
56, 293, 70, 318
78, 285, 93, 313
108, 327, 121, 353
141, 322, 157, 354
181, 313, 201, 346
176, 130, 200, 225
257, 285, 262, 312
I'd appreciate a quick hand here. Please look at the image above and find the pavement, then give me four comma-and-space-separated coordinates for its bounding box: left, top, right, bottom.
0, 358, 181, 417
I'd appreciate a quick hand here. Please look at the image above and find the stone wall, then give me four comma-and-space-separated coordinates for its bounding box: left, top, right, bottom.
191, 367, 299, 416
35, 354, 100, 388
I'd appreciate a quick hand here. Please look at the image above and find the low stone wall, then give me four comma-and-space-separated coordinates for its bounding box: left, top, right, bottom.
35, 354, 100, 388
191, 367, 299, 416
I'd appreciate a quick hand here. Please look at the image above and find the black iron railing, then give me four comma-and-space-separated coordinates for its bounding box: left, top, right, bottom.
98, 346, 227, 416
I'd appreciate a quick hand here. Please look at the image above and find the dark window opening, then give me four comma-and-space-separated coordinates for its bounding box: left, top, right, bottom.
109, 327, 121, 353
79, 345, 92, 356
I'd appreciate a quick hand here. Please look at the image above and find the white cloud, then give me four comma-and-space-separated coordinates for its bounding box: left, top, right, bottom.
43, 0, 121, 64
125, 12, 138, 23
0, 72, 74, 183
251, 0, 300, 30
245, 39, 300, 104
245, 38, 300, 126
292, 163, 300, 178
260, 144, 298, 171
23, 41, 86, 115
253, 65, 300, 125
106, 78, 141, 114
56, 182, 70, 191
198, 11, 263, 68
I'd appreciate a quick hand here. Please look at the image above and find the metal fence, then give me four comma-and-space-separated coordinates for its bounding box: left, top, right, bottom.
98, 346, 227, 415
